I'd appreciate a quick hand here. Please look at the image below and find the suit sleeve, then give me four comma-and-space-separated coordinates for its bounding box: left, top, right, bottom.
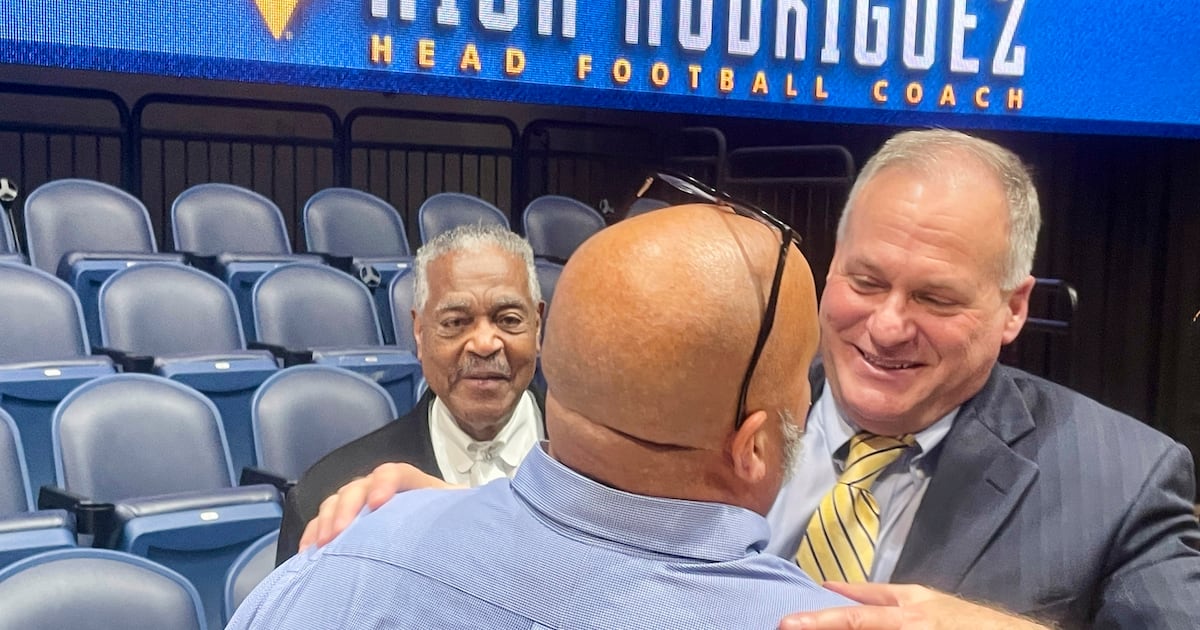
1093, 441, 1200, 629
275, 486, 307, 567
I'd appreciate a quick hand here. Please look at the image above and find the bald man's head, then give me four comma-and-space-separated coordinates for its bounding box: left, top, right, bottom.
542, 204, 819, 514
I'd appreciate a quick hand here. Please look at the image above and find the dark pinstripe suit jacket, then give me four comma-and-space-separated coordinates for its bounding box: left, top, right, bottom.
883, 365, 1200, 628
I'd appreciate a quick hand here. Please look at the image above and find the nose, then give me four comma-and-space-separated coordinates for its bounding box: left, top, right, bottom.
866, 291, 917, 348
465, 319, 504, 358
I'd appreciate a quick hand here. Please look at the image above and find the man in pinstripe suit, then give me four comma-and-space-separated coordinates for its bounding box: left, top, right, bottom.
775, 130, 1200, 629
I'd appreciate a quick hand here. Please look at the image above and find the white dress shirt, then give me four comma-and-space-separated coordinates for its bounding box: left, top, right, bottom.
429, 391, 543, 487
767, 382, 956, 581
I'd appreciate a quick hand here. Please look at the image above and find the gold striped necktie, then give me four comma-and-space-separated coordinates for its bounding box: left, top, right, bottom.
796, 432, 914, 582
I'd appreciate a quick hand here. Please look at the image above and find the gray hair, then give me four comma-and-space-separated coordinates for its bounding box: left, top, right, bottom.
412, 223, 541, 311
839, 129, 1041, 290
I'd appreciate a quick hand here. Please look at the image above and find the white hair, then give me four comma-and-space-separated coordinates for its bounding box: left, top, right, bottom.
413, 223, 541, 311
839, 129, 1041, 290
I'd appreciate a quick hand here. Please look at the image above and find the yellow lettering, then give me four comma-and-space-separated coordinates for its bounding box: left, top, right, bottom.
719, 67, 734, 94
370, 34, 392, 65
650, 62, 670, 88
688, 65, 702, 90
612, 58, 632, 84
784, 73, 798, 99
939, 84, 957, 107
814, 75, 829, 101
459, 43, 481, 72
751, 71, 768, 95
417, 39, 435, 69
1007, 87, 1024, 111
576, 54, 592, 81
504, 48, 525, 76
872, 80, 888, 103
905, 82, 923, 105
974, 86, 991, 109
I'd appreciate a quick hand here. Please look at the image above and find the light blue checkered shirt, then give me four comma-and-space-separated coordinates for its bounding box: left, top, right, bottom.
230, 444, 854, 629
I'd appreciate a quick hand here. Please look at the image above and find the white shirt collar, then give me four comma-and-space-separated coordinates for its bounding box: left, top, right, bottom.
428, 391, 543, 487
814, 382, 957, 468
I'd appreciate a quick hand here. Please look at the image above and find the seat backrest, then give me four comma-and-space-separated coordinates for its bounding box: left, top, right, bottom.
172, 183, 291, 256
522, 195, 605, 260
418, 192, 508, 244
534, 258, 564, 318
304, 188, 410, 257
0, 409, 32, 517
625, 196, 670, 218
224, 530, 279, 624
388, 268, 417, 353
0, 548, 205, 630
0, 262, 92, 362
24, 179, 157, 275
99, 263, 245, 356
253, 264, 383, 349
53, 374, 234, 502
253, 366, 397, 480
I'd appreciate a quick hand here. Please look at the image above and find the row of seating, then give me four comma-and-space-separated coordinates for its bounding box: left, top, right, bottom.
1, 180, 589, 338
0, 541, 278, 629
0, 363, 400, 626
0, 260, 422, 484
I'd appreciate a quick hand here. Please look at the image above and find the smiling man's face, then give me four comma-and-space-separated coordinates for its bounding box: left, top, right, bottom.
819, 163, 1032, 436
413, 244, 541, 441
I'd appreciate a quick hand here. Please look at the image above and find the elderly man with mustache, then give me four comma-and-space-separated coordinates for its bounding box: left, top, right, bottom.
274, 223, 546, 564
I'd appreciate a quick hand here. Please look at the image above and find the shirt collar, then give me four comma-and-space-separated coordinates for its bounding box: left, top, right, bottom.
813, 382, 957, 469
511, 444, 773, 563
430, 391, 542, 474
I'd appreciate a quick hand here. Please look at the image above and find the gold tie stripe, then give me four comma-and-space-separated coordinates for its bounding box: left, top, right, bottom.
796, 432, 914, 583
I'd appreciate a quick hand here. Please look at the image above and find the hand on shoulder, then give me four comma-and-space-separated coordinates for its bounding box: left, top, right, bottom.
298, 462, 460, 552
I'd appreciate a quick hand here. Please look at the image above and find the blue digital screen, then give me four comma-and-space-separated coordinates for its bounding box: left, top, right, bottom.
2, 0, 1198, 137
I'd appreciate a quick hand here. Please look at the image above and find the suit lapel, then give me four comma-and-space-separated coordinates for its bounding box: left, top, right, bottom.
890, 367, 1039, 591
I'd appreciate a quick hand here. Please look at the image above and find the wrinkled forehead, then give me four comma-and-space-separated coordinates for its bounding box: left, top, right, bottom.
426, 246, 534, 307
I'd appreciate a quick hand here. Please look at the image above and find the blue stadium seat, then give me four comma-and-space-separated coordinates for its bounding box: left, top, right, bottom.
0, 408, 75, 567
96, 263, 280, 475
253, 366, 397, 482
0, 262, 115, 492
418, 192, 508, 244
22, 179, 184, 344
534, 258, 563, 318
625, 196, 670, 218
47, 374, 281, 629
303, 187, 413, 288
252, 264, 422, 415
223, 530, 278, 625
378, 266, 416, 350
0, 548, 205, 630
522, 194, 605, 261
171, 183, 323, 342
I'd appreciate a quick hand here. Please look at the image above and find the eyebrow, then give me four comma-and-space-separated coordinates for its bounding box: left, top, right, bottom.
433, 295, 529, 315
849, 258, 967, 295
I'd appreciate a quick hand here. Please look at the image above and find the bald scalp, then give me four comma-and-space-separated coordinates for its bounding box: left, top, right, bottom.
542, 204, 793, 449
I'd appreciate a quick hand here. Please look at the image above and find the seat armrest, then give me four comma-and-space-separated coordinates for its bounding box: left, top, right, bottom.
91, 346, 156, 373
37, 485, 117, 544
247, 342, 313, 368
240, 466, 295, 493
307, 252, 355, 275
180, 251, 220, 275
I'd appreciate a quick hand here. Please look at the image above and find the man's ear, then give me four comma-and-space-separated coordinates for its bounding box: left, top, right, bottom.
729, 410, 770, 485
1001, 275, 1036, 345
411, 309, 423, 361
535, 300, 546, 350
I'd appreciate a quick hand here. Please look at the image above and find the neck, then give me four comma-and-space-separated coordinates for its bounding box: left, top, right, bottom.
546, 403, 765, 514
